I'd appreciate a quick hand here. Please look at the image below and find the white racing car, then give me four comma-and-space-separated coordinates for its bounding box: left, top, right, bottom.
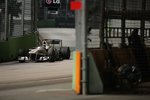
18, 39, 70, 62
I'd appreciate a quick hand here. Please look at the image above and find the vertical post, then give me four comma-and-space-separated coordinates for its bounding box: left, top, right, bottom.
31, 0, 37, 32
81, 0, 87, 95
0, 9, 1, 40
105, 18, 108, 43
21, 0, 25, 35
121, 0, 126, 47
75, 7, 82, 50
66, 0, 68, 20
4, 0, 8, 40
8, 14, 11, 36
141, 0, 146, 42
99, 0, 105, 48
44, 7, 48, 20
31, 0, 34, 32
34, 0, 38, 32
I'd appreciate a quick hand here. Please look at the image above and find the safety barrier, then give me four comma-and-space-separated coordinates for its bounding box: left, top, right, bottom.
0, 33, 37, 62
72, 47, 150, 94
88, 48, 136, 93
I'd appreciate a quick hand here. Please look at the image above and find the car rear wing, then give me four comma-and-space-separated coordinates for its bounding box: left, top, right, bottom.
45, 39, 62, 46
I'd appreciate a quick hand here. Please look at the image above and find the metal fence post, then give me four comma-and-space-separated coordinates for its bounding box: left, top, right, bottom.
141, 0, 146, 42
121, 0, 126, 47
4, 0, 8, 40
99, 0, 105, 48
21, 0, 25, 35
35, 0, 38, 32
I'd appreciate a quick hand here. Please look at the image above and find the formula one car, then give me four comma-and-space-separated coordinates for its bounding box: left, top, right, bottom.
18, 39, 70, 62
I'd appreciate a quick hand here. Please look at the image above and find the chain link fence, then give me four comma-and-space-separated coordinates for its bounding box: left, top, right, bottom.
86, 0, 150, 47
0, 0, 5, 40
0, 0, 36, 41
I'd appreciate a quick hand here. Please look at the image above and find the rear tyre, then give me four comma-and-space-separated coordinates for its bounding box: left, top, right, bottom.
61, 47, 70, 59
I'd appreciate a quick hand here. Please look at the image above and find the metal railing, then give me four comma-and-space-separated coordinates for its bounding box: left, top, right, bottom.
104, 27, 150, 38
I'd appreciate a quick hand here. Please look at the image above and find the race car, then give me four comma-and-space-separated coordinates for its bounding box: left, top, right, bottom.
18, 39, 70, 62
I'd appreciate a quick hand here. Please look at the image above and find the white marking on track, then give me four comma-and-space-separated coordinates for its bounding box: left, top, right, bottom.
36, 89, 72, 93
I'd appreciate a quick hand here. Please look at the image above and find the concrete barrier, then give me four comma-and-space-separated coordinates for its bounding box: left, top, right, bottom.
72, 47, 150, 94
88, 48, 137, 93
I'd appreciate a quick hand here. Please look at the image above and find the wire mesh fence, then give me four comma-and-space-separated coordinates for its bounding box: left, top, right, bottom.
0, 0, 5, 40
86, 0, 150, 48
0, 0, 36, 41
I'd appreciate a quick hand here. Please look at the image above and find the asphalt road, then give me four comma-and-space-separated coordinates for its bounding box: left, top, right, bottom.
0, 60, 74, 100
0, 82, 150, 100
0, 60, 150, 100
0, 60, 73, 90
0, 82, 72, 97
